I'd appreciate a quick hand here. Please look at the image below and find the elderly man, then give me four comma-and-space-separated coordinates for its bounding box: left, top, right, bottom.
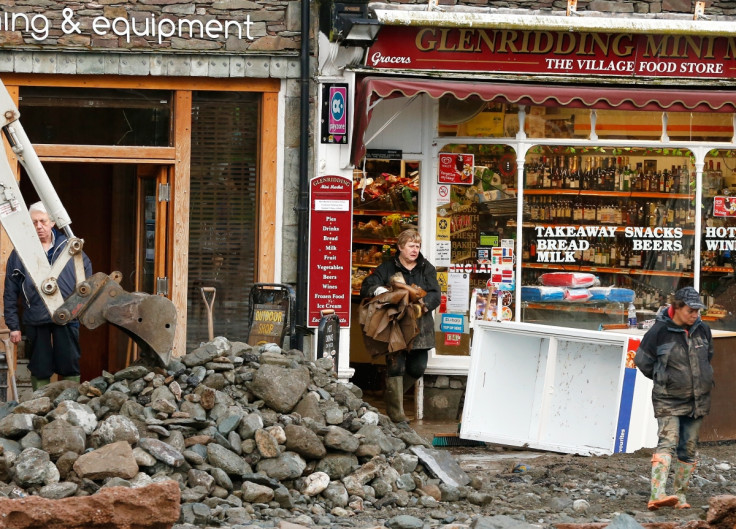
3, 202, 92, 390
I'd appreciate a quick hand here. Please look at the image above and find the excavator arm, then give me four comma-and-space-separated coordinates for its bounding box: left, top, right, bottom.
0, 79, 175, 367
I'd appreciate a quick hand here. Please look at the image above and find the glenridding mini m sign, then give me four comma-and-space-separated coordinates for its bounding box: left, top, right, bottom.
366, 26, 736, 79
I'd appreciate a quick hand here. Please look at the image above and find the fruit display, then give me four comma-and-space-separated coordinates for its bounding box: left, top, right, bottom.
353, 171, 419, 211
353, 214, 418, 240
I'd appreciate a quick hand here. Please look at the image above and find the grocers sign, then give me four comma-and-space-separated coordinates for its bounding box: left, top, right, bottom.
367, 26, 736, 79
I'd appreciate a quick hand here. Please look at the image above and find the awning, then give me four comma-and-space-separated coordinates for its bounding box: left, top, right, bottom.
351, 76, 736, 166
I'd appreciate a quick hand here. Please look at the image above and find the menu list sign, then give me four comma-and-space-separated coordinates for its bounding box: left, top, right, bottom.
307, 175, 353, 327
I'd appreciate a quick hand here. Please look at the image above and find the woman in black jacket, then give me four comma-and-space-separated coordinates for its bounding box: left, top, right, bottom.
360, 229, 441, 422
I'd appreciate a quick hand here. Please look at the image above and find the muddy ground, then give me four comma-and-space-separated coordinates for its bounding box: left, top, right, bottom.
337, 440, 736, 528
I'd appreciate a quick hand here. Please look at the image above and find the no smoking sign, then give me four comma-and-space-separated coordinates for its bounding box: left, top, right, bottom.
437, 184, 450, 205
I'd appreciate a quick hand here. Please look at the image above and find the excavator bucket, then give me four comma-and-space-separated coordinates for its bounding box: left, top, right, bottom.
55, 272, 176, 367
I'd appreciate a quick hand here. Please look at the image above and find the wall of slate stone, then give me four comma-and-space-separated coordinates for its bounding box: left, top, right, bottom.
0, 0, 303, 53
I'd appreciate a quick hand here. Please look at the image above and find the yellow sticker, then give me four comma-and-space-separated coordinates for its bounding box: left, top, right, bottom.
436, 216, 450, 240
436, 271, 448, 291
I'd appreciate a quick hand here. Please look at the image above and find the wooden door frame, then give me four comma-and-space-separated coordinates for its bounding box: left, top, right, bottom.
0, 74, 281, 357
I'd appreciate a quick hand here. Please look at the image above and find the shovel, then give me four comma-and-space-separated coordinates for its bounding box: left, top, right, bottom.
200, 287, 216, 341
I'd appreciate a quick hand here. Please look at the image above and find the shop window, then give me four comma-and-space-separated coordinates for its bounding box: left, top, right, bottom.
439, 97, 520, 138
434, 143, 518, 356
18, 87, 171, 146
583, 109, 662, 140
524, 106, 588, 140
186, 91, 260, 349
667, 113, 734, 142
700, 149, 736, 331
521, 146, 696, 330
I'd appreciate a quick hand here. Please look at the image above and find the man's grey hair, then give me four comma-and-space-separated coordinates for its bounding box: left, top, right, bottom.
28, 202, 48, 215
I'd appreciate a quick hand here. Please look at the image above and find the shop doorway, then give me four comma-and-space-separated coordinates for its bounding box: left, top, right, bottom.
18, 162, 171, 380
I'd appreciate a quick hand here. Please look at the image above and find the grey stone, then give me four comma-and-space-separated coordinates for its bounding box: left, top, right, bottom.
255, 451, 306, 480
0, 414, 41, 439
440, 483, 462, 502
357, 424, 396, 454
393, 453, 419, 475
38, 481, 78, 499
323, 481, 349, 506
207, 443, 251, 475
248, 364, 310, 413
183, 343, 220, 367
19, 431, 42, 450
284, 424, 326, 460
410, 446, 470, 487
211, 467, 233, 491
241, 481, 274, 502
15, 447, 50, 486
138, 438, 185, 467
332, 383, 363, 411
606, 513, 646, 529
292, 393, 325, 425
114, 366, 150, 381
41, 419, 86, 458
323, 426, 359, 453
387, 515, 424, 529
92, 415, 140, 446
315, 453, 359, 480
13, 397, 52, 415
467, 490, 494, 506
238, 413, 264, 439
188, 469, 215, 492
54, 401, 97, 435
471, 515, 538, 529
217, 413, 243, 436
133, 447, 157, 467
180, 401, 207, 421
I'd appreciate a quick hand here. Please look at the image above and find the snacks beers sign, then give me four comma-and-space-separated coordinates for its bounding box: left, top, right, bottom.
438, 153, 474, 185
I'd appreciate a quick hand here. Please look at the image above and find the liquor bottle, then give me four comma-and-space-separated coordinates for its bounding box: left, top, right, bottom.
680, 162, 690, 193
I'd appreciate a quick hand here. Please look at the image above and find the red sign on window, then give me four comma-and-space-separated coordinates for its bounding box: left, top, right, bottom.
713, 196, 736, 217
307, 175, 353, 327
438, 153, 474, 185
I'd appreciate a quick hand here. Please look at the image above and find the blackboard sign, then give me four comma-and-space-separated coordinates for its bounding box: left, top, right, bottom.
317, 311, 340, 372
247, 303, 287, 346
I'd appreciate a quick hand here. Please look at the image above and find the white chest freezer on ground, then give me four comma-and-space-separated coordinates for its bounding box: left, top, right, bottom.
460, 321, 658, 456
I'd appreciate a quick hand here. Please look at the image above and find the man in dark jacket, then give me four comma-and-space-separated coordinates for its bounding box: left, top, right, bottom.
4, 202, 93, 390
360, 229, 441, 422
635, 286, 714, 511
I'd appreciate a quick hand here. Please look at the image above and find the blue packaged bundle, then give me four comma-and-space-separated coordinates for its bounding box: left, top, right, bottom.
588, 287, 635, 303
521, 286, 565, 302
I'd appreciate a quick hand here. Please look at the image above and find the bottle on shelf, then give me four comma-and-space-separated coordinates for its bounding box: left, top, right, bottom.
627, 302, 637, 328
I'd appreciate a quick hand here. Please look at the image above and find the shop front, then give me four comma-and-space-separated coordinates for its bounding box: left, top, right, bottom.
316, 7, 736, 421
0, 2, 302, 386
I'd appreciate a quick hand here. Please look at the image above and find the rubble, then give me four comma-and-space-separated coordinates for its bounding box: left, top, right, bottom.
0, 337, 473, 528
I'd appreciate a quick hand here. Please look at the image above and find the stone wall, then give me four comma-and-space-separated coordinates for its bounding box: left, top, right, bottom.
0, 0, 303, 54
422, 375, 466, 422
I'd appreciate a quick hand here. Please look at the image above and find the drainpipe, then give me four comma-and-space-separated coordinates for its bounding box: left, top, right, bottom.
294, 0, 311, 351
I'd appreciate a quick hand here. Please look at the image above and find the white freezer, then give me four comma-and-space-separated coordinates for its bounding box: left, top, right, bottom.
460, 321, 658, 456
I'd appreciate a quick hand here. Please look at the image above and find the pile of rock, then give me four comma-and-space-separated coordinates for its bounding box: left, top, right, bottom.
0, 338, 485, 527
